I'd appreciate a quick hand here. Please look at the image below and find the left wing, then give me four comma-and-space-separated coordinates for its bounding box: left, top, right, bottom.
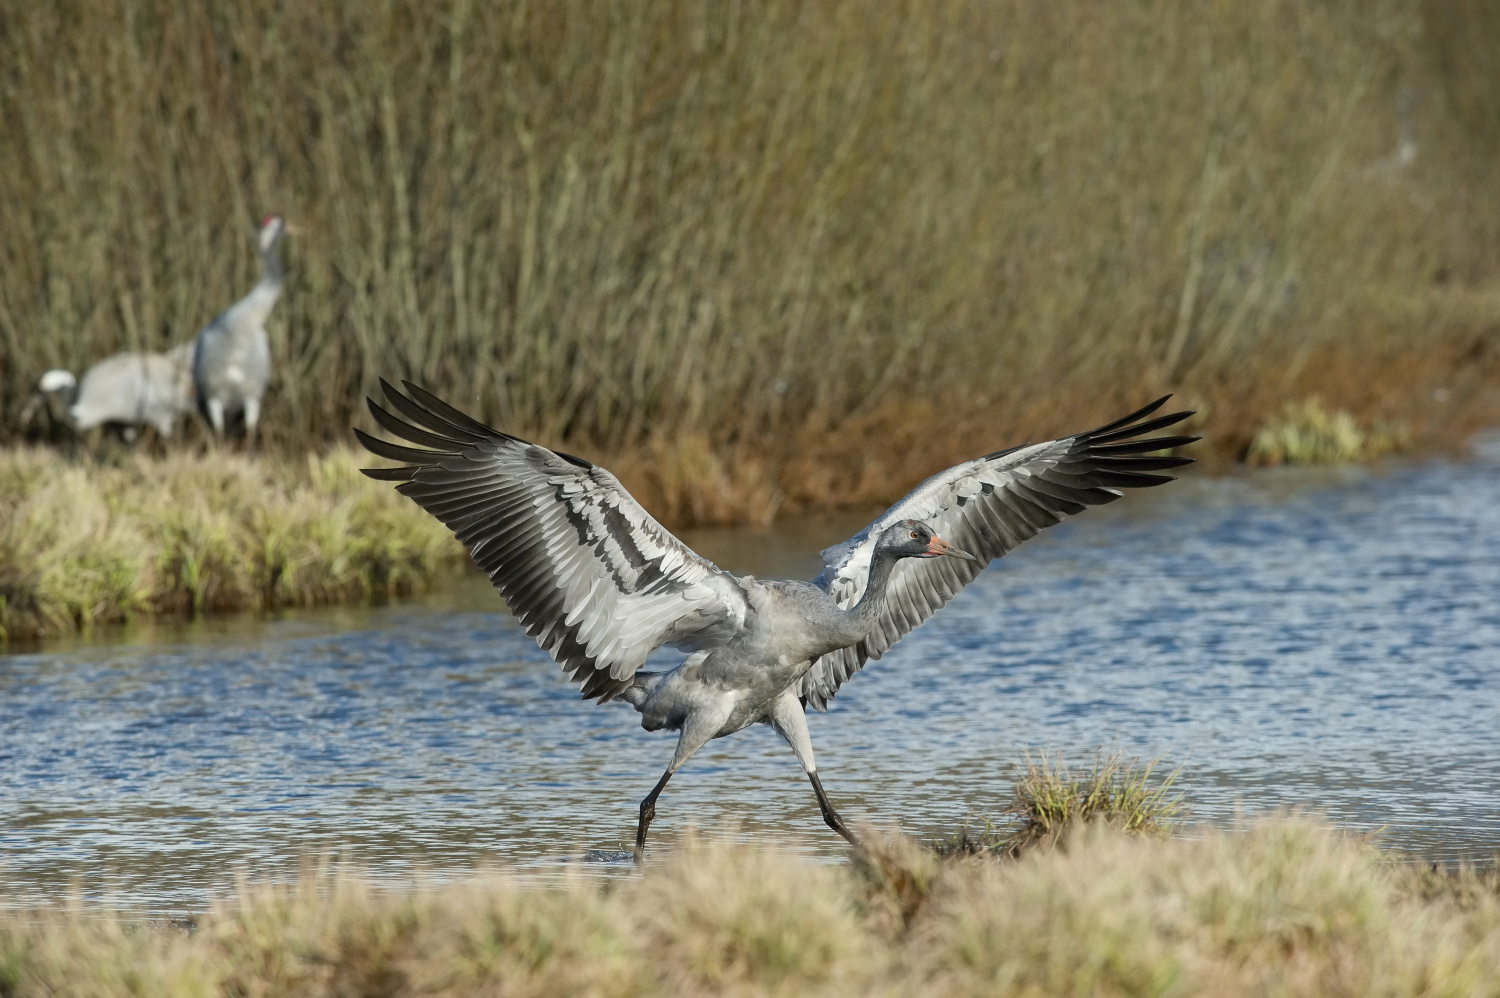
800, 396, 1197, 710
355, 380, 748, 703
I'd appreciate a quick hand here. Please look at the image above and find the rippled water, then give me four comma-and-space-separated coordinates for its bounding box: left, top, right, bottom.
4, 441, 1499, 913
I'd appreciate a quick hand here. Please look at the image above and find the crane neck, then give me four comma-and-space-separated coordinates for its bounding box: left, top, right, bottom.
849, 543, 904, 626
257, 239, 284, 298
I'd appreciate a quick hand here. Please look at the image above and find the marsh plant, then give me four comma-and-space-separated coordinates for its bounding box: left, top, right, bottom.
1247, 398, 1413, 466
935, 753, 1184, 859
0, 447, 459, 640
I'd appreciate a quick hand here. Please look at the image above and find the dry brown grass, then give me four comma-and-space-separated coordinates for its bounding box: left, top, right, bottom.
2, 819, 1497, 997
3, 0, 1500, 527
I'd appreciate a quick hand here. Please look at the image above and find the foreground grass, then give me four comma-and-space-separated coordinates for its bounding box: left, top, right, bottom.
2, 818, 1497, 997
0, 446, 460, 641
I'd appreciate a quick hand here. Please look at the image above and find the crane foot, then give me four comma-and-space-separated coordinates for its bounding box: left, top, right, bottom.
633, 768, 675, 865
808, 771, 862, 849
633, 798, 656, 865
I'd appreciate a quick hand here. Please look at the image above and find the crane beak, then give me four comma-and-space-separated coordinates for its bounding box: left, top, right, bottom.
284, 222, 306, 237
925, 535, 980, 562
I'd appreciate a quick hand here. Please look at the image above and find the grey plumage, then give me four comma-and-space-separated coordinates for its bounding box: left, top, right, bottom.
37, 344, 196, 440
357, 382, 1196, 859
193, 214, 285, 450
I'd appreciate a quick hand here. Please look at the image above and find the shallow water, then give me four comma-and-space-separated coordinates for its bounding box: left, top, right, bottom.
4, 440, 1499, 913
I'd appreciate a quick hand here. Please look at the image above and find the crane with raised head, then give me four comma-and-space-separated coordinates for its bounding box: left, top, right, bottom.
357, 381, 1196, 860
193, 214, 287, 453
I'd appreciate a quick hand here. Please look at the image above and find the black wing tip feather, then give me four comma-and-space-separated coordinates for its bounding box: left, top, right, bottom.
1077, 396, 1200, 477
354, 425, 446, 465
399, 380, 514, 442
357, 379, 505, 479
1084, 394, 1172, 438
370, 379, 595, 470
359, 464, 417, 482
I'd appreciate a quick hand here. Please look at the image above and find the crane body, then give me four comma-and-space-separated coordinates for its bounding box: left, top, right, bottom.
37, 346, 195, 440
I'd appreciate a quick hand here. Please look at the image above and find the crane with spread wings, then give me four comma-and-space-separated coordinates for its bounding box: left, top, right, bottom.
357, 381, 1196, 860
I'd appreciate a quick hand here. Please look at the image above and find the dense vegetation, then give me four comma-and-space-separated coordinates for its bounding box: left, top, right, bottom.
3, 1, 1500, 523
0, 447, 457, 640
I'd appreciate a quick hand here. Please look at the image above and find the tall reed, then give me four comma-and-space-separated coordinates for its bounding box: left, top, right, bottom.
3, 1, 1499, 518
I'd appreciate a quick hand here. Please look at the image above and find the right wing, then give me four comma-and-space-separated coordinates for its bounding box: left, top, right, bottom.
355, 380, 747, 702
801, 396, 1197, 710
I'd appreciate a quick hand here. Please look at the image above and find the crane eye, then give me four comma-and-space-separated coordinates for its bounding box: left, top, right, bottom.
910, 529, 919, 539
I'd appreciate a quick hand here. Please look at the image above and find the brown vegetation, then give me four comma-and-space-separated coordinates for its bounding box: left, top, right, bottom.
2, 817, 1497, 997
3, 1, 1500, 526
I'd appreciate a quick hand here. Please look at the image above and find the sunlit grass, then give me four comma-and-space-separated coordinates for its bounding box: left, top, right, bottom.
2, 817, 1496, 997
1247, 398, 1413, 466
0, 446, 460, 641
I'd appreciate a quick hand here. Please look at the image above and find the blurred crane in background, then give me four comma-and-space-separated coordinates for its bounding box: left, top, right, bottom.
32, 342, 196, 443
193, 214, 288, 454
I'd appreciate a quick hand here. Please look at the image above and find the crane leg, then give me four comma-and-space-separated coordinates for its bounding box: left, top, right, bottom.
768, 690, 861, 848
206, 398, 226, 442
243, 397, 260, 457
807, 771, 859, 846
634, 699, 730, 864
635, 769, 674, 863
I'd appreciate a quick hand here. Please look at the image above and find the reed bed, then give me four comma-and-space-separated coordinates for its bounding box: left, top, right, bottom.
0, 446, 459, 641
4, 0, 1500, 523
1, 817, 1496, 997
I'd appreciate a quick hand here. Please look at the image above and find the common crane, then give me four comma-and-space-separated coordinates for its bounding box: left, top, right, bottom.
357, 381, 1196, 859
36, 345, 196, 442
193, 214, 287, 452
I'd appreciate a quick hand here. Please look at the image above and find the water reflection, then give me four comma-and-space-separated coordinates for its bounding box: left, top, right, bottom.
3, 444, 1499, 913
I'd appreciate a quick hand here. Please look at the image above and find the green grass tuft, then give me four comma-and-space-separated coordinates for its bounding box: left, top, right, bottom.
1246, 399, 1413, 466
936, 752, 1183, 859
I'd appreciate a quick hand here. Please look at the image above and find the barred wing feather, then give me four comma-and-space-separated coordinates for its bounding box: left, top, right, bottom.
800, 396, 1196, 710
356, 380, 745, 703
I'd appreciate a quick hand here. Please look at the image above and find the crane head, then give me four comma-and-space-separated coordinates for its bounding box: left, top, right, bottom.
880, 519, 979, 562
257, 214, 287, 251
38, 369, 77, 394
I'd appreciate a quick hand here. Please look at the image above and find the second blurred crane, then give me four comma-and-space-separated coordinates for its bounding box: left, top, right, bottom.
193, 214, 288, 453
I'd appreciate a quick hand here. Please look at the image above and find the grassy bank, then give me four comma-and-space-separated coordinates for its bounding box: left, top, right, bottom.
2, 818, 1497, 996
0, 447, 459, 641
4, 1, 1500, 503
